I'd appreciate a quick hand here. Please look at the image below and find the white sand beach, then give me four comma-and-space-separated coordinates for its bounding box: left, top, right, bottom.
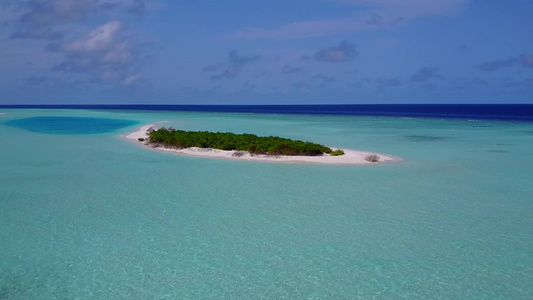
123, 124, 402, 165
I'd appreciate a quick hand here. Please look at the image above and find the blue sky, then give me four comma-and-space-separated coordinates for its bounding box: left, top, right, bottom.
0, 0, 532, 104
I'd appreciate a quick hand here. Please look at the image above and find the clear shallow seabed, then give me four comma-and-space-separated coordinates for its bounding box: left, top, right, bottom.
0, 109, 532, 299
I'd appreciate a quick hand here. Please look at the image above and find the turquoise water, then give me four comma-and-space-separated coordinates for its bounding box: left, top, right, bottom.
1, 109, 532, 299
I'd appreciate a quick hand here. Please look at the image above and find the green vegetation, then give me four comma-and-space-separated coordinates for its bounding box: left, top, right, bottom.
330, 149, 345, 156
147, 127, 343, 156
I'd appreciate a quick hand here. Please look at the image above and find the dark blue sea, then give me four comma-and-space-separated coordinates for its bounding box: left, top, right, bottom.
1, 104, 533, 121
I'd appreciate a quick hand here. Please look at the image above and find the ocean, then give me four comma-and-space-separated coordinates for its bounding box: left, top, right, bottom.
1, 105, 532, 299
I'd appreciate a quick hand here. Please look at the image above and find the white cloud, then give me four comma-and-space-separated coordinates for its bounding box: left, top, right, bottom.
1, 0, 152, 93
123, 73, 142, 85
6, 0, 147, 40
101, 41, 134, 64
63, 21, 125, 53
226, 0, 469, 40
226, 19, 357, 40
331, 0, 467, 17
53, 20, 144, 86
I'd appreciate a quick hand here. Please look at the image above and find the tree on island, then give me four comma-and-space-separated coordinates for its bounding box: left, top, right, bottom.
146, 128, 345, 156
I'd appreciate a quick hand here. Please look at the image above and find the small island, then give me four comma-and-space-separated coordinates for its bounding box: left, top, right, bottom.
144, 127, 345, 156
123, 124, 402, 165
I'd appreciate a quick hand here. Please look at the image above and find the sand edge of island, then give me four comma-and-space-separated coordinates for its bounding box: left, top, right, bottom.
122, 123, 403, 165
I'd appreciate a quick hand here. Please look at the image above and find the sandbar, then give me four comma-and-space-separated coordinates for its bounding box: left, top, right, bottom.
122, 124, 402, 165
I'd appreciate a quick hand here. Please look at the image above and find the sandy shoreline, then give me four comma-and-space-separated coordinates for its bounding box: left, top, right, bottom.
122, 123, 402, 165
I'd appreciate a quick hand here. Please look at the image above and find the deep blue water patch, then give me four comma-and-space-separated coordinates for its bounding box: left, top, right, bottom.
2, 104, 533, 121
4, 116, 138, 135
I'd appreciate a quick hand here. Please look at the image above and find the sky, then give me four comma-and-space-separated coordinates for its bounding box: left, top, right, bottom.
0, 0, 532, 104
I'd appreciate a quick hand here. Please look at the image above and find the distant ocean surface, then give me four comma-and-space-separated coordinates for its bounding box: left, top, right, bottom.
1, 106, 532, 298
2, 104, 533, 121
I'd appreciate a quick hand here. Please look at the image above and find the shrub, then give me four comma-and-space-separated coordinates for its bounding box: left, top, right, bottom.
330, 149, 345, 156
138, 138, 145, 142
147, 128, 333, 156
232, 151, 246, 157
364, 154, 380, 162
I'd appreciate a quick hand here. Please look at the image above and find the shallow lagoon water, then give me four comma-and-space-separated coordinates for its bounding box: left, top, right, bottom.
0, 109, 532, 299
